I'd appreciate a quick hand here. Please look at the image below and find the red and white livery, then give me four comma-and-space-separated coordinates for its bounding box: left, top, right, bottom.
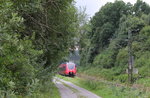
58, 62, 77, 77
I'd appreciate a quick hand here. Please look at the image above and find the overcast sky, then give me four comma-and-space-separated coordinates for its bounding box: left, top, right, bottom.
75, 0, 150, 18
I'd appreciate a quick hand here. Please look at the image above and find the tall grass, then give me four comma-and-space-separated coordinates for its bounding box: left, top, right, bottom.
58, 75, 150, 98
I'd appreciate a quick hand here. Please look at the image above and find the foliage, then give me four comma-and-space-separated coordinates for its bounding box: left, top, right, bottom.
0, 0, 78, 97
80, 0, 150, 85
82, 1, 132, 63
133, 0, 150, 16
93, 49, 114, 68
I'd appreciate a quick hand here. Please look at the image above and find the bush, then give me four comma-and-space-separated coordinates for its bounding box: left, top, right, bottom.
93, 49, 115, 68
115, 48, 128, 68
84, 80, 99, 90
115, 74, 128, 83
134, 51, 150, 77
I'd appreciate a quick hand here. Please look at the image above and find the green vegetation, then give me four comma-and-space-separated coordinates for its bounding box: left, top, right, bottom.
0, 0, 78, 97
0, 81, 60, 98
1, 0, 150, 97
80, 0, 150, 87
58, 75, 150, 98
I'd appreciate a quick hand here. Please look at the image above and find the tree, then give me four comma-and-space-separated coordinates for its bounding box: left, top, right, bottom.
85, 1, 130, 63
133, 0, 150, 16
0, 0, 78, 96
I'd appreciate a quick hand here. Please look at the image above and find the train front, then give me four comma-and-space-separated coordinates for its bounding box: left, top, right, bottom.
66, 62, 76, 76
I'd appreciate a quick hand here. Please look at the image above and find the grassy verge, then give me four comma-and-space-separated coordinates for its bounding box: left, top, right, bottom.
0, 83, 60, 98
57, 75, 150, 98
135, 77, 150, 87
27, 83, 61, 98
49, 83, 61, 98
78, 66, 150, 87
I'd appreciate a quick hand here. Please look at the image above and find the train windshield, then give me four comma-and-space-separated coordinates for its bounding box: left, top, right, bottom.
68, 64, 75, 70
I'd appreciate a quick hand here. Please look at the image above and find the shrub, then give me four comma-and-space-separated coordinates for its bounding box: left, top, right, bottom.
93, 49, 115, 68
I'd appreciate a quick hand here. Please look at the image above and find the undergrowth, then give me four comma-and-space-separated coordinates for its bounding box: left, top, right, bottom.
0, 81, 60, 98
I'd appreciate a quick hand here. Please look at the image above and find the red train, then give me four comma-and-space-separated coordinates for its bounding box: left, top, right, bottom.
58, 62, 77, 77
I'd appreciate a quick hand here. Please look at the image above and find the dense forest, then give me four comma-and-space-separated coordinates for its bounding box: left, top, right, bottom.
80, 0, 150, 83
0, 0, 78, 97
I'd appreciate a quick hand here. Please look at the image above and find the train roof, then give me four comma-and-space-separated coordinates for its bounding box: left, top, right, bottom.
62, 61, 75, 65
